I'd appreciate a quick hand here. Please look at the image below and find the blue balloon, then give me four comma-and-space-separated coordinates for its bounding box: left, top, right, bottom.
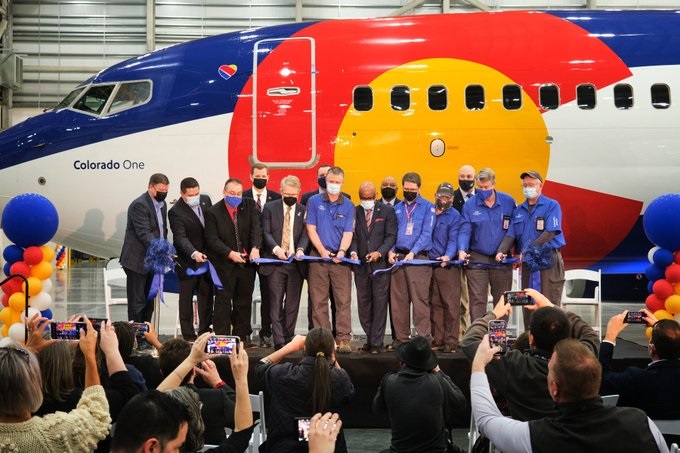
653, 248, 674, 268
647, 280, 654, 294
2, 262, 10, 277
643, 194, 680, 251
645, 263, 666, 282
1, 194, 59, 248
2, 244, 24, 264
40, 308, 53, 320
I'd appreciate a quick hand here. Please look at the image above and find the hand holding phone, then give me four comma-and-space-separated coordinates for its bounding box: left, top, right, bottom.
488, 320, 507, 355
504, 290, 534, 306
205, 335, 240, 354
624, 311, 646, 324
296, 417, 311, 442
50, 321, 86, 340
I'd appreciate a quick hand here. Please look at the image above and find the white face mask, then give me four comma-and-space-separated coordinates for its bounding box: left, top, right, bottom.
186, 195, 200, 207
326, 183, 341, 195
523, 187, 539, 200
360, 200, 375, 211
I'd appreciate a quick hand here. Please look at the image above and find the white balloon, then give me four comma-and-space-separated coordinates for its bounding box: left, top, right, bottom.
20, 307, 41, 323
0, 337, 15, 347
648, 246, 661, 263
674, 313, 680, 322
8, 322, 27, 343
41, 278, 53, 293
29, 292, 52, 311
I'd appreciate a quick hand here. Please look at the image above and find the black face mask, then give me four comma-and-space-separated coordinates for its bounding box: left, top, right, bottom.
283, 196, 297, 207
436, 199, 452, 211
317, 176, 327, 190
403, 191, 418, 202
459, 179, 474, 191
154, 191, 167, 202
381, 187, 396, 200
253, 178, 267, 190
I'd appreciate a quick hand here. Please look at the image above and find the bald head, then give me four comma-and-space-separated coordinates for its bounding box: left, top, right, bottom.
359, 181, 377, 200
380, 176, 398, 201
458, 165, 475, 180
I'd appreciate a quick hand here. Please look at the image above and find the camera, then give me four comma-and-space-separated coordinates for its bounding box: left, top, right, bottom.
504, 290, 534, 306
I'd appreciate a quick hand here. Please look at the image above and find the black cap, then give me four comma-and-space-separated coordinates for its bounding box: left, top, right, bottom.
520, 170, 543, 182
395, 337, 437, 371
435, 182, 455, 197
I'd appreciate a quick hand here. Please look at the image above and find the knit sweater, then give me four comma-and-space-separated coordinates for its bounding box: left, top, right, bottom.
0, 385, 111, 452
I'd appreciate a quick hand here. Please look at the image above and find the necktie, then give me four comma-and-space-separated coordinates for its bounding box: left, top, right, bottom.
281, 206, 292, 254
256, 194, 262, 213
196, 206, 204, 226
233, 211, 243, 253
466, 193, 473, 200
365, 209, 372, 229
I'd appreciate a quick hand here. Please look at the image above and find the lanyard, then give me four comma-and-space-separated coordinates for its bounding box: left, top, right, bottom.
404, 201, 418, 223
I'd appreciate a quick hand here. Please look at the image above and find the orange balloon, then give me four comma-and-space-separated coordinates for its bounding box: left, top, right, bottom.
8, 292, 27, 313
1, 323, 8, 337
9, 310, 22, 326
30, 261, 53, 281
0, 307, 12, 325
665, 294, 680, 314
645, 326, 653, 341
40, 245, 56, 263
653, 309, 674, 321
21, 277, 42, 297
674, 283, 680, 296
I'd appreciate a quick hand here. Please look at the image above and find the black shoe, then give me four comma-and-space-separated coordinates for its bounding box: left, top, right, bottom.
260, 336, 272, 348
442, 344, 457, 353
360, 343, 371, 352
370, 344, 384, 354
386, 340, 401, 351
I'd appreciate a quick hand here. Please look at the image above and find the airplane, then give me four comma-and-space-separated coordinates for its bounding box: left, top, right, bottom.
0, 9, 677, 290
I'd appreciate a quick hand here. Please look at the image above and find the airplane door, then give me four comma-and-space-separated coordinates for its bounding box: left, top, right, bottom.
252, 37, 317, 168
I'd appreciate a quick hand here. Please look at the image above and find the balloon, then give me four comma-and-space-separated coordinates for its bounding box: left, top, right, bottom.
1, 324, 9, 337
9, 262, 31, 278
40, 308, 53, 320
41, 278, 53, 293
9, 309, 21, 325
653, 248, 675, 268
648, 246, 660, 263
653, 309, 674, 321
20, 307, 40, 323
8, 292, 27, 313
0, 307, 13, 325
1, 193, 59, 248
40, 245, 56, 263
0, 337, 14, 347
2, 245, 24, 264
675, 313, 680, 322
653, 279, 675, 300
3, 262, 10, 277
1, 279, 21, 296
675, 251, 680, 265
665, 294, 680, 314
29, 292, 52, 311
675, 283, 680, 296
1, 293, 8, 307
645, 263, 666, 282
643, 194, 680, 251
646, 294, 666, 312
30, 261, 53, 280
646, 326, 653, 341
647, 281, 654, 294
666, 263, 680, 283
21, 277, 42, 297
8, 322, 26, 343
23, 246, 43, 266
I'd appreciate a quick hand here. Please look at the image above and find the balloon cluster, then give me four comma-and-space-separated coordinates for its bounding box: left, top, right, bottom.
0, 194, 59, 345
643, 194, 680, 340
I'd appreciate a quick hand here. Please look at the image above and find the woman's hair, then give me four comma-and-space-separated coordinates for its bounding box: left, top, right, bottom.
164, 386, 205, 452
0, 346, 43, 417
38, 341, 75, 403
112, 321, 135, 363
304, 327, 335, 414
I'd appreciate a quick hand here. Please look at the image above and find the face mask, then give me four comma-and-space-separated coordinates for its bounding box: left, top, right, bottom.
381, 187, 396, 200
154, 191, 167, 202
436, 199, 452, 211
253, 178, 267, 190
523, 187, 539, 199
224, 196, 242, 208
403, 191, 418, 202
326, 183, 341, 195
186, 195, 200, 207
360, 200, 375, 211
317, 176, 327, 190
459, 179, 474, 191
283, 196, 297, 207
478, 189, 493, 200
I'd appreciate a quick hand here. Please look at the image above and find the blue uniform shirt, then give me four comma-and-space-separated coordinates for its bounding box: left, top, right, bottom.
393, 195, 435, 255
459, 191, 516, 256
306, 192, 354, 251
507, 194, 566, 251
429, 207, 463, 260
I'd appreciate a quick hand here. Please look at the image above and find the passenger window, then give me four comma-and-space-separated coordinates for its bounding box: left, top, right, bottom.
54, 87, 85, 110
577, 84, 596, 110
391, 85, 410, 111
614, 83, 633, 110
73, 84, 116, 115
539, 84, 559, 110
353, 86, 373, 112
651, 84, 670, 109
465, 85, 485, 110
502, 85, 522, 110
108, 81, 152, 114
428, 85, 447, 111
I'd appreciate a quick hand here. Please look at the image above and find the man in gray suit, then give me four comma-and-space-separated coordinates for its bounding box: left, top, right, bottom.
120, 173, 169, 322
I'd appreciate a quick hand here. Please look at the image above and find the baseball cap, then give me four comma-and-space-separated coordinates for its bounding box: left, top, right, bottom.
520, 170, 543, 182
435, 182, 455, 197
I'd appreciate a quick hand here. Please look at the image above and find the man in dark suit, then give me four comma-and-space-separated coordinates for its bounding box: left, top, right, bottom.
377, 175, 400, 207
243, 162, 281, 347
168, 177, 213, 341
120, 173, 169, 322
350, 181, 396, 354
204, 178, 262, 344
261, 175, 309, 349
452, 164, 475, 338
600, 310, 680, 422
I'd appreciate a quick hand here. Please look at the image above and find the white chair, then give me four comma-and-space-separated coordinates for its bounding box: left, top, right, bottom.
601, 394, 619, 407
653, 419, 680, 436
104, 258, 127, 319
561, 269, 602, 340
486, 268, 523, 335
671, 443, 679, 453
249, 391, 267, 452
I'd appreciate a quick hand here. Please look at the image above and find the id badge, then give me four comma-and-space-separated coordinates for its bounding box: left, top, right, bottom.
502, 215, 510, 231
536, 217, 545, 232
405, 222, 414, 236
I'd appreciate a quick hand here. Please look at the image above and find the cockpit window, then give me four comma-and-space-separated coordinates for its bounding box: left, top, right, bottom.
54, 87, 85, 110
107, 81, 152, 114
73, 85, 116, 115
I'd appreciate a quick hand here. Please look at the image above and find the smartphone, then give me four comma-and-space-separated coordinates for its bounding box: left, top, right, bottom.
85, 317, 107, 332
205, 335, 240, 354
50, 321, 86, 340
296, 417, 311, 442
488, 320, 507, 355
130, 322, 150, 337
504, 290, 534, 306
624, 311, 646, 324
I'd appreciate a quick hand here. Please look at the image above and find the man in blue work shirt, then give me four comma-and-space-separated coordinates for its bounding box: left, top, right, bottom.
429, 182, 465, 353
387, 172, 436, 348
503, 170, 566, 329
458, 168, 516, 323
306, 166, 355, 353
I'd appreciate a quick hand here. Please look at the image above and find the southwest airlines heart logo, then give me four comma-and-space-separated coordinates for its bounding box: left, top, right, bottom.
218, 64, 238, 80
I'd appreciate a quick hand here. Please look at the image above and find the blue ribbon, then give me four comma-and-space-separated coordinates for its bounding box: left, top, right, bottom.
147, 273, 165, 302
466, 257, 519, 269
297, 255, 361, 265
185, 262, 223, 290
253, 256, 295, 265
372, 259, 466, 276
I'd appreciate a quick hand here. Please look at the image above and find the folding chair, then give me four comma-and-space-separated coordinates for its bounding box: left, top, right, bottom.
561, 269, 602, 339
104, 258, 127, 319
249, 391, 267, 452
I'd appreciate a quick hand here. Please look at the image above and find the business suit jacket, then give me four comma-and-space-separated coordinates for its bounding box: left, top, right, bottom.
243, 187, 281, 205
168, 194, 212, 279
204, 198, 262, 279
260, 200, 310, 277
453, 188, 474, 214
120, 192, 167, 274
350, 203, 397, 274
376, 197, 401, 208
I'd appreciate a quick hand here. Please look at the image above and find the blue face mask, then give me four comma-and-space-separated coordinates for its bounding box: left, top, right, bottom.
478, 189, 494, 200
224, 196, 242, 208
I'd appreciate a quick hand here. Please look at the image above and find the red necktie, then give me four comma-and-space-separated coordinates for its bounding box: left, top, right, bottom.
256, 194, 262, 212
365, 209, 372, 229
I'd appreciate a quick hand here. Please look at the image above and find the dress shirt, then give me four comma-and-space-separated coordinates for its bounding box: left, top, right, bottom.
458, 191, 516, 255
151, 197, 165, 239
306, 193, 354, 251
506, 194, 566, 251
429, 208, 463, 260
392, 195, 435, 254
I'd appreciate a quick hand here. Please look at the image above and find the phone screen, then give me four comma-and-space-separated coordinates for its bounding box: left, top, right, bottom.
624, 311, 646, 324
504, 291, 533, 306
205, 335, 240, 354
296, 417, 310, 441
50, 322, 85, 340
86, 317, 107, 332
130, 322, 150, 337
488, 320, 507, 355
